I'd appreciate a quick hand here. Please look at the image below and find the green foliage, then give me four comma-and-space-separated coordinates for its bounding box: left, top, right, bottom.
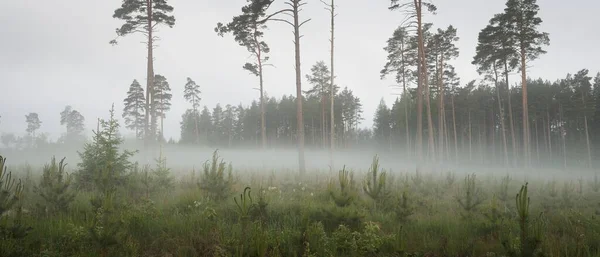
363, 155, 390, 210
152, 151, 173, 193
504, 182, 545, 257
393, 191, 414, 222
0, 156, 23, 216
455, 174, 486, 215
111, 0, 175, 44
199, 150, 235, 201
75, 105, 136, 195
122, 79, 146, 140
328, 166, 356, 207
33, 156, 75, 215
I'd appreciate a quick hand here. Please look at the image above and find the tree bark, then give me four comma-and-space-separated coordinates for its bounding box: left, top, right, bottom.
254, 27, 267, 150
582, 91, 592, 168
145, 0, 155, 149
452, 94, 458, 163
292, 0, 306, 175
438, 54, 444, 162
494, 64, 509, 166
520, 46, 530, 167
414, 0, 424, 162
504, 60, 516, 166
328, 0, 335, 171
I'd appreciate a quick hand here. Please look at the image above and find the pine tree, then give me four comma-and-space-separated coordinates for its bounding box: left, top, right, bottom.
152, 74, 172, 141
495, 0, 550, 166
215, 0, 273, 149
60, 106, 85, 143
34, 157, 75, 215
183, 77, 201, 143
25, 113, 42, 144
111, 0, 175, 146
306, 61, 335, 148
123, 79, 146, 140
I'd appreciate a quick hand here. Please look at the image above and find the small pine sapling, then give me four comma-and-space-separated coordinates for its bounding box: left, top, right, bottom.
199, 150, 235, 201
394, 191, 414, 222
445, 171, 456, 188
455, 174, 485, 216
152, 149, 173, 193
411, 168, 423, 188
363, 155, 390, 210
504, 182, 545, 257
328, 166, 355, 207
34, 156, 75, 216
0, 156, 24, 216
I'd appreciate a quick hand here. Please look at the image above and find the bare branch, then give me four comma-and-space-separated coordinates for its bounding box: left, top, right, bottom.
270, 18, 294, 27
299, 18, 311, 28
258, 9, 294, 23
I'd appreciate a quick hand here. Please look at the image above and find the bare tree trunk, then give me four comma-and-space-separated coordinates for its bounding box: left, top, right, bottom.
415, 0, 424, 162
292, 0, 306, 175
438, 54, 445, 162
424, 60, 435, 161
520, 47, 530, 167
328, 0, 335, 172
145, 0, 155, 149
535, 119, 540, 165
582, 91, 592, 168
559, 104, 567, 170
194, 108, 200, 144
494, 65, 508, 166
547, 110, 552, 159
469, 110, 472, 161
254, 28, 267, 150
504, 61, 516, 166
452, 95, 458, 163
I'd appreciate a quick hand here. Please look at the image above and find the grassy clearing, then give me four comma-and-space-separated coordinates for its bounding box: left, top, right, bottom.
1, 150, 600, 257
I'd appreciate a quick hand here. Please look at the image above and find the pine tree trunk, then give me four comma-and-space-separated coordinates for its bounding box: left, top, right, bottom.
535, 119, 540, 165
582, 91, 592, 168
329, 0, 335, 172
438, 54, 445, 162
452, 95, 458, 163
401, 36, 410, 159
560, 104, 567, 170
469, 110, 472, 161
293, 0, 306, 175
504, 61, 517, 166
194, 108, 200, 144
255, 27, 267, 150
415, 0, 424, 162
547, 111, 552, 160
520, 47, 530, 167
145, 0, 155, 149
494, 65, 509, 166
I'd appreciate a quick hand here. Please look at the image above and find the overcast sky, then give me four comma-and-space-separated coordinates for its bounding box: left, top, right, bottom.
1, 0, 598, 141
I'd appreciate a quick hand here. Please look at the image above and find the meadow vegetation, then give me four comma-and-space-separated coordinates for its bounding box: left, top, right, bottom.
1, 109, 600, 257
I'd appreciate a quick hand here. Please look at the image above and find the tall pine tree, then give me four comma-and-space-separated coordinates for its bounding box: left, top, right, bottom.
123, 79, 146, 140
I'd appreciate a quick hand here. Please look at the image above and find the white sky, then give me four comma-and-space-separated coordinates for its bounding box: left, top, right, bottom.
1, 0, 598, 141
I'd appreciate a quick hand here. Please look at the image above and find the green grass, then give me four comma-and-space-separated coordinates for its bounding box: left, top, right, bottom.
2, 156, 600, 257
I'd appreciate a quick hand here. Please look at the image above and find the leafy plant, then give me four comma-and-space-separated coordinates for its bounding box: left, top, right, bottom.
33, 156, 75, 215
198, 150, 234, 201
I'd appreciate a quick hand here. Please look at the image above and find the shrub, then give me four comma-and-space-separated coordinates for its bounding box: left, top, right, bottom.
199, 150, 234, 201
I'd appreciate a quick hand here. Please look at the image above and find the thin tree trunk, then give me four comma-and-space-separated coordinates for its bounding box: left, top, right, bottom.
547, 110, 552, 159
452, 95, 458, 163
328, 0, 335, 172
254, 27, 267, 150
438, 53, 445, 162
414, 0, 424, 162
494, 65, 508, 166
535, 119, 540, 165
504, 61, 516, 166
424, 57, 435, 161
145, 0, 154, 149
194, 108, 200, 144
292, 0, 306, 175
559, 104, 567, 170
520, 47, 530, 167
401, 34, 410, 159
582, 91, 592, 168
469, 110, 472, 161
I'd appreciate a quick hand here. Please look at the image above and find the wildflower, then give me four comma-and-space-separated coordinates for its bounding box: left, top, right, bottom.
310, 193, 314, 197
302, 187, 305, 191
